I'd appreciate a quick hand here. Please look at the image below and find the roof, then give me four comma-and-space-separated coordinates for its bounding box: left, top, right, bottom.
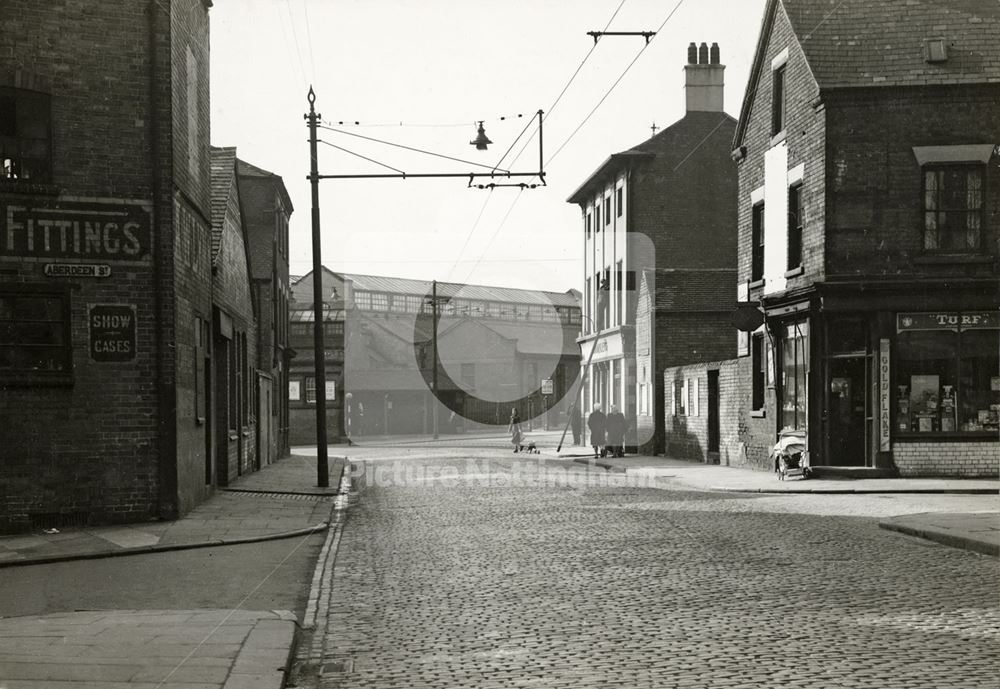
477, 320, 578, 356
735, 0, 1000, 146
567, 111, 736, 205
291, 268, 580, 310
209, 147, 238, 263
783, 0, 1000, 89
651, 269, 736, 312
236, 157, 294, 213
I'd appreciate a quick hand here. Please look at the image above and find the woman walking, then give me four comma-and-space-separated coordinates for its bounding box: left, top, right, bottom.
587, 404, 606, 458
507, 407, 523, 452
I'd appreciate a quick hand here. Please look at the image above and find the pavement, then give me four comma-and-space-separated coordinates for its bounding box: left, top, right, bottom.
0, 453, 347, 689
555, 447, 1000, 557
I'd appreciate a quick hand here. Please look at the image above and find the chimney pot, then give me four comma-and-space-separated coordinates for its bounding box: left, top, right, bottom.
710, 42, 720, 64
698, 42, 709, 64
687, 42, 697, 64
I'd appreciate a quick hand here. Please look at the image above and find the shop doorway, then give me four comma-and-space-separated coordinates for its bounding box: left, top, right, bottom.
827, 355, 872, 466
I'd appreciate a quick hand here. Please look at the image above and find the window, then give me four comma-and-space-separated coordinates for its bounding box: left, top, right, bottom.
289, 379, 301, 401
787, 184, 803, 269
324, 321, 344, 337
678, 379, 688, 416
389, 294, 407, 313
616, 187, 623, 217
771, 64, 786, 136
461, 363, 475, 389
896, 312, 999, 435
354, 291, 372, 310
751, 202, 765, 282
595, 204, 601, 232
0, 87, 52, 183
370, 293, 389, 311
0, 289, 71, 380
923, 166, 984, 251
780, 320, 809, 430
670, 381, 677, 416
688, 378, 700, 417
604, 196, 611, 226
305, 376, 316, 403
752, 332, 766, 411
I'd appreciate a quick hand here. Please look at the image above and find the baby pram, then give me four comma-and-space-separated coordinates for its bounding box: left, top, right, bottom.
771, 429, 809, 480
511, 429, 539, 454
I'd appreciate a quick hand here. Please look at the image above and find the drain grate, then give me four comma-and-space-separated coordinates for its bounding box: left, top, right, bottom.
29, 511, 91, 529
221, 489, 334, 501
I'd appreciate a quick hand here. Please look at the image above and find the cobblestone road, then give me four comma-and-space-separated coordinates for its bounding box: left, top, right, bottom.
307, 454, 999, 689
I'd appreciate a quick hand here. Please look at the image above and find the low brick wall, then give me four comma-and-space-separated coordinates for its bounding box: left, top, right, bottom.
894, 441, 1000, 478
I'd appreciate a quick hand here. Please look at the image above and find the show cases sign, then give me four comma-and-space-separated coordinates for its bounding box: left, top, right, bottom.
89, 304, 137, 362
1, 198, 152, 262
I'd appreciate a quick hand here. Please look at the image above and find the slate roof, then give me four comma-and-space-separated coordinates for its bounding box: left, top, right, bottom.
209, 146, 237, 263
651, 269, 736, 312
567, 111, 736, 204
782, 0, 1000, 89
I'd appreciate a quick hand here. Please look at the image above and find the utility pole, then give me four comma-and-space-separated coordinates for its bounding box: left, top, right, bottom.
306, 87, 329, 488
432, 280, 439, 440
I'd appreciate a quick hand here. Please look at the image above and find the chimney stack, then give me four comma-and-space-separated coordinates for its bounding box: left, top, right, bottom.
684, 41, 725, 113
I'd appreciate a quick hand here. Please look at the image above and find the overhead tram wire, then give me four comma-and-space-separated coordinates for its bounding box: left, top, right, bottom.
318, 140, 405, 175
446, 0, 629, 286
459, 188, 524, 287
444, 189, 494, 284
317, 124, 512, 173
282, 0, 310, 90
299, 0, 317, 82
544, 0, 687, 169
507, 0, 628, 170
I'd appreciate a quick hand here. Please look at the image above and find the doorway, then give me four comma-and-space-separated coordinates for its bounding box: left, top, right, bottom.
707, 369, 720, 458
827, 355, 871, 466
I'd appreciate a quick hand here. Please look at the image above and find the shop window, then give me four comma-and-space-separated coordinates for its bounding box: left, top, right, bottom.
752, 332, 765, 411
751, 202, 765, 282
923, 166, 983, 251
787, 183, 803, 270
780, 320, 809, 430
0, 289, 71, 381
896, 313, 999, 435
0, 87, 52, 183
305, 376, 316, 404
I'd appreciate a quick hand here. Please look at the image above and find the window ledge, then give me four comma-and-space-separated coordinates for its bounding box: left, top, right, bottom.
748, 279, 765, 290
229, 432, 238, 441
913, 253, 992, 265
0, 374, 74, 388
784, 266, 804, 278
750, 409, 766, 418
770, 130, 787, 147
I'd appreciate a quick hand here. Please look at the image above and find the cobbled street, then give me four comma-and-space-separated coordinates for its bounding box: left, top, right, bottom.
302, 451, 1000, 689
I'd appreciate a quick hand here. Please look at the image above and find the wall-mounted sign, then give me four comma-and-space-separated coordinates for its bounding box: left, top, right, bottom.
44, 263, 111, 278
541, 379, 554, 395
289, 380, 301, 401
325, 380, 336, 401
89, 304, 137, 362
879, 338, 891, 451
897, 311, 998, 332
2, 199, 152, 261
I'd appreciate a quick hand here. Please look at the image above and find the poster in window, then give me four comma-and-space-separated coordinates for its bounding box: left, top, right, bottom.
909, 375, 939, 432
326, 380, 336, 401
288, 380, 300, 401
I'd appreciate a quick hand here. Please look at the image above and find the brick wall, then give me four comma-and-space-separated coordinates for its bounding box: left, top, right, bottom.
894, 442, 999, 478
824, 85, 1000, 278
661, 359, 745, 466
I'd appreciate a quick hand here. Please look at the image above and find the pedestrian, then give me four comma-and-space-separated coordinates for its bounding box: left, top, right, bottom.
606, 405, 627, 458
570, 405, 582, 446
507, 407, 523, 453
587, 404, 606, 458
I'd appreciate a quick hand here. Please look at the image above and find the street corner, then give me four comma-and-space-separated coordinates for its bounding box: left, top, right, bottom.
879, 512, 1000, 557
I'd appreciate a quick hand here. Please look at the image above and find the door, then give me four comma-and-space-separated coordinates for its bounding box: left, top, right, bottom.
707, 370, 720, 456
257, 376, 272, 468
827, 356, 869, 465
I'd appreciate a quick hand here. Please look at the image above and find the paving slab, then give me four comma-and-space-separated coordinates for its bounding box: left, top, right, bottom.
0, 609, 295, 689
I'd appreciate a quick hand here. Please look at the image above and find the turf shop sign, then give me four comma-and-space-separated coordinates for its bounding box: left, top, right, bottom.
89, 304, 137, 362
1, 199, 152, 261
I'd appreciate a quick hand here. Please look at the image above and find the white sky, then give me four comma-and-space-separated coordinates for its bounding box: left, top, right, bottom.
210, 0, 768, 293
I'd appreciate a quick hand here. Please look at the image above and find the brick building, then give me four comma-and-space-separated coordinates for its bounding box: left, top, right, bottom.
728, 0, 999, 476
287, 269, 582, 443
0, 0, 217, 531
568, 43, 737, 453
208, 147, 257, 483
236, 157, 292, 463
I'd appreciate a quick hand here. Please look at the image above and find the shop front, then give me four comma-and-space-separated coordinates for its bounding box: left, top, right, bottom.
766, 284, 999, 476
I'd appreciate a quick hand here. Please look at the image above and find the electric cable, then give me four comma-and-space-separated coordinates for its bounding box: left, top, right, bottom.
317, 124, 511, 172
445, 189, 494, 283
282, 0, 310, 89
318, 140, 405, 175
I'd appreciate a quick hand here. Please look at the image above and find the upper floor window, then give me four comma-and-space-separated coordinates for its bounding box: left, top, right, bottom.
751, 202, 765, 282
787, 183, 803, 269
771, 64, 786, 137
0, 87, 52, 183
923, 165, 983, 251
585, 212, 591, 238
595, 204, 601, 232
616, 187, 623, 217
604, 196, 611, 226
